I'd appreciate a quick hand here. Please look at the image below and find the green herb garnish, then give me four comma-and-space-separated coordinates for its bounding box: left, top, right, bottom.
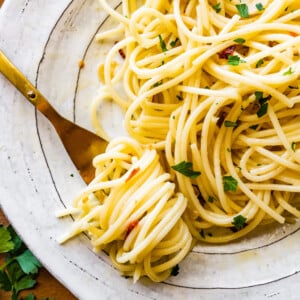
255, 91, 271, 117
208, 196, 215, 203
170, 37, 179, 48
213, 3, 221, 13
223, 176, 238, 192
232, 215, 247, 230
256, 59, 264, 68
224, 120, 238, 128
236, 4, 249, 18
171, 161, 201, 179
291, 142, 296, 152
153, 80, 163, 87
0, 225, 43, 299
256, 3, 264, 11
234, 38, 246, 44
283, 67, 294, 75
158, 35, 167, 52
227, 55, 246, 66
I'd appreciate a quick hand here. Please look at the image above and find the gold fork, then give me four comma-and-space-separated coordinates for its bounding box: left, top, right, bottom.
0, 50, 108, 184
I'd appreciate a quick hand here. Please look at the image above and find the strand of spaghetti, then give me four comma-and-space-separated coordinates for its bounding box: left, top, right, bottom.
98, 0, 130, 26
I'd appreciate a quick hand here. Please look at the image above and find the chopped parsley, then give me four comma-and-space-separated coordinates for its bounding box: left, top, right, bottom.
224, 120, 238, 128
291, 142, 296, 152
255, 3, 265, 11
208, 196, 215, 203
232, 215, 247, 230
223, 176, 238, 192
153, 80, 163, 87
171, 161, 201, 179
255, 91, 271, 118
236, 4, 249, 18
158, 35, 168, 52
227, 55, 246, 66
170, 37, 179, 48
283, 67, 294, 75
234, 38, 246, 44
213, 3, 221, 13
256, 59, 264, 68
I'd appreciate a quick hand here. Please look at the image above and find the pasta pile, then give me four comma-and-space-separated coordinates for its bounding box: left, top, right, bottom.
60, 0, 300, 281
58, 137, 192, 282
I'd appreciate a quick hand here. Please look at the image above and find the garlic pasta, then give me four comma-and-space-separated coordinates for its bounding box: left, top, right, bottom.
60, 0, 300, 281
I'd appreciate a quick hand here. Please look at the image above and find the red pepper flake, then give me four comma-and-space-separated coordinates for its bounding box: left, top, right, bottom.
289, 32, 298, 37
114, 41, 126, 59
268, 41, 278, 47
126, 220, 139, 237
218, 45, 236, 59
126, 167, 140, 182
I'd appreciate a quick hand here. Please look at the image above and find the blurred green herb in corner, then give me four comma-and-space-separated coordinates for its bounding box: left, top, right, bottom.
0, 224, 50, 300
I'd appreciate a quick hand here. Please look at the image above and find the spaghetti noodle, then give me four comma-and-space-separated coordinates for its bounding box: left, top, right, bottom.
60, 0, 300, 281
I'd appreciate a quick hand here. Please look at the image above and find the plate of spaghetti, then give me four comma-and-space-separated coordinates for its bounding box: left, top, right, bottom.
1, 0, 300, 299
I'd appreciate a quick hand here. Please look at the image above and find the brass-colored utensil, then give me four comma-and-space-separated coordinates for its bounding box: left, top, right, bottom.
0, 50, 108, 184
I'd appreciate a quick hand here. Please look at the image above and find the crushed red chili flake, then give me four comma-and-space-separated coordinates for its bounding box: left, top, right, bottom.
289, 32, 298, 37
268, 41, 278, 47
218, 45, 236, 59
114, 41, 126, 59
126, 220, 139, 237
126, 167, 140, 182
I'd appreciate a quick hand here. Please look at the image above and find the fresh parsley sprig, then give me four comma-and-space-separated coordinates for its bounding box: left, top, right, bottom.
171, 161, 201, 179
0, 225, 45, 300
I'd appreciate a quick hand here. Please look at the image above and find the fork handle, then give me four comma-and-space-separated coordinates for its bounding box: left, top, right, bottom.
0, 50, 66, 131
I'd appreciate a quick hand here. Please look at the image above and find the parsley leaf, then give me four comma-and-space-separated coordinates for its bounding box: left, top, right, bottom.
256, 3, 264, 11
0, 226, 14, 253
16, 249, 41, 274
255, 91, 271, 117
171, 161, 201, 179
170, 37, 179, 48
224, 120, 238, 128
283, 67, 294, 75
208, 196, 215, 203
158, 35, 167, 52
24, 294, 36, 300
227, 55, 246, 66
153, 80, 163, 87
0, 225, 44, 299
236, 4, 249, 18
256, 59, 264, 68
234, 38, 246, 44
232, 215, 247, 230
257, 103, 268, 117
213, 3, 221, 13
223, 176, 238, 192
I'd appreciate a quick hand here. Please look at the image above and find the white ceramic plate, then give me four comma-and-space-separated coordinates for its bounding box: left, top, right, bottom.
1, 1, 300, 299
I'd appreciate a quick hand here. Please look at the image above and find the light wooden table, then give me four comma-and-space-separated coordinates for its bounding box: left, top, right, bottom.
0, 0, 77, 298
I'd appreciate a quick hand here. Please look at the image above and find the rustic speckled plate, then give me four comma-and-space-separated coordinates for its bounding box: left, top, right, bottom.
1, 1, 300, 299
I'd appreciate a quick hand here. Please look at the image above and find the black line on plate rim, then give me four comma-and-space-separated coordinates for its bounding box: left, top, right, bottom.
34, 0, 76, 209
163, 269, 300, 290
